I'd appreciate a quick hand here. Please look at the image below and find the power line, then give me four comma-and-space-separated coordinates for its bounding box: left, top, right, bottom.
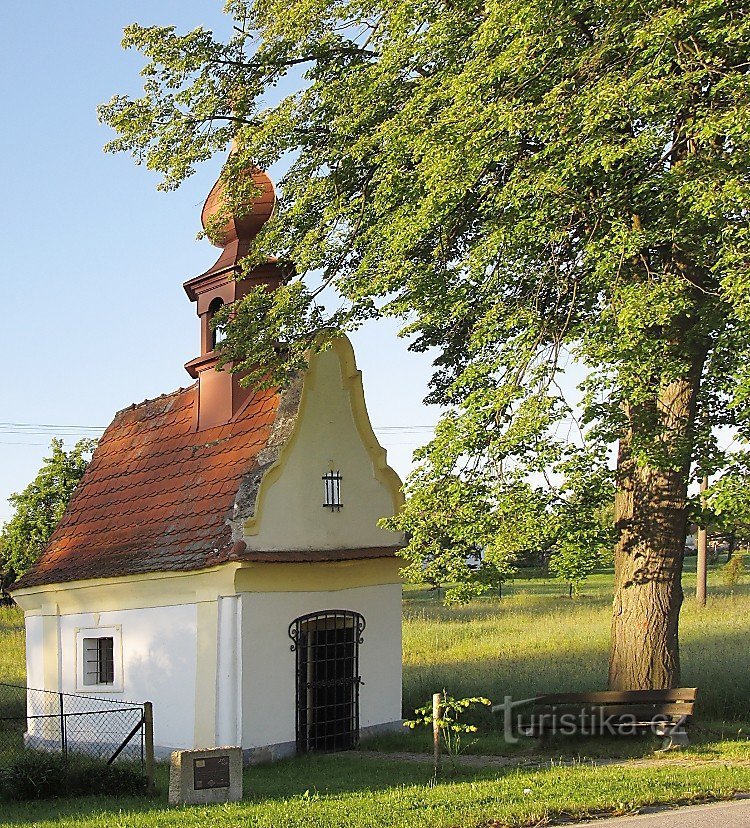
0, 421, 437, 436
0, 422, 106, 430
0, 420, 437, 450
0, 424, 105, 439
0, 441, 52, 447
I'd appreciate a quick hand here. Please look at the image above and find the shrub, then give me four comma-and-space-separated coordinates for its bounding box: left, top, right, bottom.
722, 554, 746, 589
404, 692, 492, 758
0, 752, 147, 801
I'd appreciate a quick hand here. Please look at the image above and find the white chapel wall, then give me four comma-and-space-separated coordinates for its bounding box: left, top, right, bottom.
244, 339, 404, 552
238, 582, 403, 751
24, 615, 44, 691
56, 603, 198, 751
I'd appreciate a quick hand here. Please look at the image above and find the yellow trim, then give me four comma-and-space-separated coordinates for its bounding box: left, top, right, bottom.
194, 599, 218, 748
12, 557, 402, 616
244, 336, 404, 537
13, 566, 240, 616
234, 557, 402, 593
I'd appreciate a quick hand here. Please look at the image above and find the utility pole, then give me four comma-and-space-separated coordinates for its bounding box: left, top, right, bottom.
696, 475, 708, 607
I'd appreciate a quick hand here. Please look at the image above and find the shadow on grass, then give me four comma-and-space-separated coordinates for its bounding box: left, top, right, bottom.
361, 718, 750, 761
403, 612, 750, 721
0, 753, 501, 824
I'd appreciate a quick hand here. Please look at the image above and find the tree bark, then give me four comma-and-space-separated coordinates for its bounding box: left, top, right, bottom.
609, 355, 705, 690
727, 531, 736, 563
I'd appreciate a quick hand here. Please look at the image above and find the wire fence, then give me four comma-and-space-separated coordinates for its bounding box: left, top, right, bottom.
0, 682, 152, 781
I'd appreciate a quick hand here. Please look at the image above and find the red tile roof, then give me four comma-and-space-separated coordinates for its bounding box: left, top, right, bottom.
15, 383, 397, 590
15, 384, 277, 588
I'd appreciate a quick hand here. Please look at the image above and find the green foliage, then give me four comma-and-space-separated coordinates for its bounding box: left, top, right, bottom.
0, 751, 65, 801
99, 2, 750, 615
0, 439, 95, 585
0, 752, 146, 802
545, 449, 616, 595
404, 692, 491, 758
704, 452, 750, 543
722, 554, 745, 588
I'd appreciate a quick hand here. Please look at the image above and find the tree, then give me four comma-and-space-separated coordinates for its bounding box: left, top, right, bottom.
703, 452, 750, 559
547, 451, 616, 596
0, 439, 95, 587
99, 1, 750, 689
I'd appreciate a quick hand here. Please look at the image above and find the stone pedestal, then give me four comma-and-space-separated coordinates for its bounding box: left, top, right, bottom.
168, 746, 243, 805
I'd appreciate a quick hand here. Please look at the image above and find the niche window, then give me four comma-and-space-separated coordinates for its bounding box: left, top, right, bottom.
207, 297, 226, 349
76, 626, 123, 692
323, 470, 343, 511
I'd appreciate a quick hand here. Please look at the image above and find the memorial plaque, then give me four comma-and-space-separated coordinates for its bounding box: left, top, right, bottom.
194, 755, 230, 789
169, 746, 243, 805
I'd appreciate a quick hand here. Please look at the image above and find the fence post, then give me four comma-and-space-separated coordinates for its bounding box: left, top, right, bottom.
143, 701, 155, 791
58, 692, 67, 760
432, 692, 442, 775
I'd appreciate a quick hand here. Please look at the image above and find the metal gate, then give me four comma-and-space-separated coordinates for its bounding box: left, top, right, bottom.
288, 610, 365, 753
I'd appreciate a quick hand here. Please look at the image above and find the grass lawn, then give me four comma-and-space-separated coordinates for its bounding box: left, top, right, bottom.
0, 755, 748, 828
0, 605, 24, 687
402, 559, 750, 721
0, 562, 747, 827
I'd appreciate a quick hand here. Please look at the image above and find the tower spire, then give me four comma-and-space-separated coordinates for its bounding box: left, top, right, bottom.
183, 152, 288, 431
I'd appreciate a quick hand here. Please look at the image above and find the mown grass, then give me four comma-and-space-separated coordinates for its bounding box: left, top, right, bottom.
0, 754, 748, 828
0, 563, 747, 826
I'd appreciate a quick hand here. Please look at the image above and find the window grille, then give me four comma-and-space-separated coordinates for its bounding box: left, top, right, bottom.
288, 610, 365, 753
322, 470, 343, 511
83, 637, 115, 686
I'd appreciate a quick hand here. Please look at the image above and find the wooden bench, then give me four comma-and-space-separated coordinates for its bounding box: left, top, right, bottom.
513, 688, 697, 750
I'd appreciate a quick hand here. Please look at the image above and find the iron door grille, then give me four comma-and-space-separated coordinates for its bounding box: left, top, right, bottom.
289, 610, 365, 753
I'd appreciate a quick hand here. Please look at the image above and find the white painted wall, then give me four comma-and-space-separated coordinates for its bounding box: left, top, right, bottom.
24, 615, 44, 690
22, 579, 401, 757
239, 583, 402, 750
57, 604, 198, 751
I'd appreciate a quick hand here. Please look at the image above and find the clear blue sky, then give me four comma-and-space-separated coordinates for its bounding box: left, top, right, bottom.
0, 2, 441, 523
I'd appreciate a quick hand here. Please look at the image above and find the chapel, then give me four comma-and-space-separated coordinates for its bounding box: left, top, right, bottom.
11, 159, 405, 761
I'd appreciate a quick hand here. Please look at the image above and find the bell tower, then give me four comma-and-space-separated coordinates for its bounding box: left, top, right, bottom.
184, 158, 288, 431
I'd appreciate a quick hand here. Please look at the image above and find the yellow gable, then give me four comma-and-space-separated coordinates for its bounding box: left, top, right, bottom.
242, 337, 404, 552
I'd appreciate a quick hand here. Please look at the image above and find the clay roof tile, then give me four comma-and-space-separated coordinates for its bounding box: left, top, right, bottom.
15, 383, 281, 589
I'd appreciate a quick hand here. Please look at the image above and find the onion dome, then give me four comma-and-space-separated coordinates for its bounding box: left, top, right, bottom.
200, 166, 276, 248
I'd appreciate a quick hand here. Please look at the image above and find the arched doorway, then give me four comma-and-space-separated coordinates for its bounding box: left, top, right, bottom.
288, 610, 365, 752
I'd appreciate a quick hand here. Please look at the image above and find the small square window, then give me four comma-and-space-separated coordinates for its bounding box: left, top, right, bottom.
76, 626, 122, 692
83, 637, 114, 685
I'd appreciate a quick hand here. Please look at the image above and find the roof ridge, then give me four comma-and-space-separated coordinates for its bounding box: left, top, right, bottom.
113, 383, 198, 419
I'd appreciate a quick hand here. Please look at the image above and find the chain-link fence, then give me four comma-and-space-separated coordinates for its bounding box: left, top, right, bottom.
0, 682, 153, 787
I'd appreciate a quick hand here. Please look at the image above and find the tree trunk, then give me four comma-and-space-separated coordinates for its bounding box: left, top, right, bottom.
609, 358, 705, 690
696, 476, 708, 608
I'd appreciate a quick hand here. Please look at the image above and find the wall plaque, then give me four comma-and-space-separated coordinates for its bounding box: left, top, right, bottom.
194, 755, 230, 790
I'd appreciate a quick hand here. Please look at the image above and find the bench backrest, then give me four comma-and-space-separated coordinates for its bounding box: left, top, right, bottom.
534, 688, 697, 706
